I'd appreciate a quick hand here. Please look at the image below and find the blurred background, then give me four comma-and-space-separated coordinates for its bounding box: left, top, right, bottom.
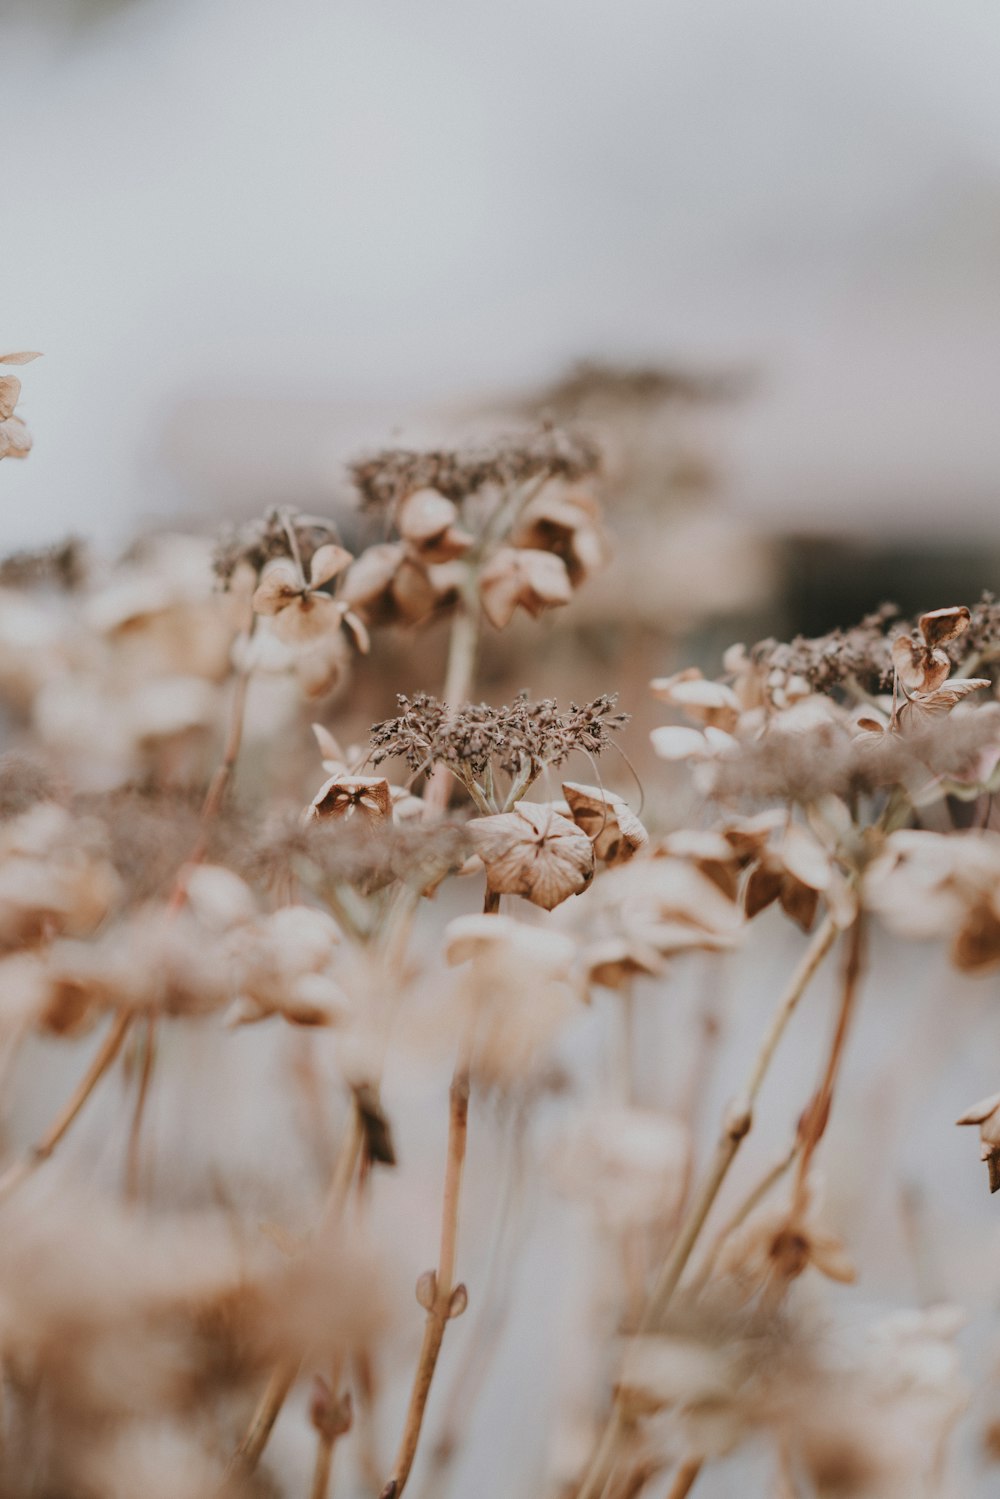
4, 0, 1000, 634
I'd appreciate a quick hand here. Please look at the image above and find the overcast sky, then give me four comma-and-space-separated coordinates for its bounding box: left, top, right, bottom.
4, 0, 1000, 546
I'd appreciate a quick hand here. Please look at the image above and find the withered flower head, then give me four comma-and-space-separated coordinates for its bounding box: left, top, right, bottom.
956, 1090, 1000, 1192
560, 781, 647, 865
509, 484, 611, 586
252, 544, 364, 647
478, 545, 573, 630
370, 691, 628, 783
212, 507, 344, 590
309, 773, 392, 823
0, 350, 41, 462
347, 426, 600, 512
340, 541, 460, 628
469, 802, 595, 909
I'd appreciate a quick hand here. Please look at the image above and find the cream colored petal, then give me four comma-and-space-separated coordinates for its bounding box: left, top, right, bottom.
252, 561, 301, 617
0, 376, 21, 421
308, 543, 353, 587
0, 351, 42, 365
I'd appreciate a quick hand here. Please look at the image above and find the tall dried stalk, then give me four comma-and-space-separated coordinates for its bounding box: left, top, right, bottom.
574, 913, 840, 1499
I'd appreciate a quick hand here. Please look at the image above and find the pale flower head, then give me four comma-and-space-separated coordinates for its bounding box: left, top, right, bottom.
468, 802, 594, 909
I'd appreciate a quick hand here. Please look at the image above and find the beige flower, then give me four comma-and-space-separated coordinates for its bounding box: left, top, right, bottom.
396, 488, 473, 563
0, 351, 41, 461
956, 1090, 1000, 1192
509, 485, 611, 586
340, 541, 460, 627
478, 546, 573, 630
548, 1105, 689, 1230
443, 912, 576, 973
252, 544, 364, 647
468, 802, 594, 909
719, 1177, 855, 1302
650, 668, 742, 732
227, 905, 347, 1026
561, 781, 648, 865
744, 823, 835, 933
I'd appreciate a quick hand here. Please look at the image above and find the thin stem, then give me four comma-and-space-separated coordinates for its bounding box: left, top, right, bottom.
196, 614, 257, 835
227, 1110, 365, 1484
645, 913, 838, 1327
793, 912, 866, 1205
379, 1054, 471, 1498
0, 1009, 132, 1205
689, 1140, 798, 1294
664, 1458, 703, 1499
574, 914, 839, 1499
124, 1015, 158, 1201
424, 600, 481, 815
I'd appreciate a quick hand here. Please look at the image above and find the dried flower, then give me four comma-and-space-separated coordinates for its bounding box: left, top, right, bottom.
469, 803, 595, 909
0, 350, 41, 461
956, 1091, 1000, 1192
560, 781, 647, 865
478, 546, 573, 630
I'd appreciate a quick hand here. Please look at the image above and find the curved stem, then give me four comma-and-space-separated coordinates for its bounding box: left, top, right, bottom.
574, 914, 839, 1499
0, 1009, 132, 1205
379, 1047, 472, 1498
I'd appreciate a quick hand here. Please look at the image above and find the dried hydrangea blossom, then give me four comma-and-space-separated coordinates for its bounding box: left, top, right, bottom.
478, 545, 573, 629
226, 905, 348, 1027
252, 543, 358, 645
0, 350, 41, 461
865, 828, 1000, 973
347, 426, 600, 512
469, 802, 595, 910
560, 781, 648, 865
370, 691, 628, 804
956, 1092, 1000, 1192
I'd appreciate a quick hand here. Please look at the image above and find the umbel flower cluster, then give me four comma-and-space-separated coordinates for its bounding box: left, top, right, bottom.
3, 391, 1000, 1499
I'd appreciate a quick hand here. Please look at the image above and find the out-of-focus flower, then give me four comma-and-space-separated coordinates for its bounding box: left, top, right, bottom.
548, 1105, 689, 1230
0, 351, 41, 461
469, 803, 594, 909
717, 1177, 855, 1303
509, 484, 610, 586
252, 544, 364, 648
865, 828, 1000, 972
0, 803, 120, 951
341, 541, 461, 628
227, 905, 347, 1027
478, 546, 573, 630
396, 488, 473, 563
956, 1090, 1000, 1192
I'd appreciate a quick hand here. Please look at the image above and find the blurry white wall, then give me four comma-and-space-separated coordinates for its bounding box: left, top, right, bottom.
3, 0, 1000, 547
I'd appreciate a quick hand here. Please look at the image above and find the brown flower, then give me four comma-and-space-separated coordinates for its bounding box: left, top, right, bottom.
478, 546, 573, 630
956, 1091, 1000, 1191
252, 544, 364, 647
340, 542, 460, 627
744, 823, 835, 933
561, 781, 648, 865
468, 802, 594, 909
509, 485, 610, 586
310, 774, 392, 822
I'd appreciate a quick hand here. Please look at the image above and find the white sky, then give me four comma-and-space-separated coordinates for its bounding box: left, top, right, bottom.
4, 0, 1000, 545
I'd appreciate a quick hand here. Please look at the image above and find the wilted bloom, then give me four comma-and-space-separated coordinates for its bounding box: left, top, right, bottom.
956, 1090, 1000, 1192
340, 541, 460, 627
253, 544, 366, 648
478, 546, 573, 630
744, 822, 838, 933
0, 351, 41, 461
310, 774, 392, 823
548, 1105, 689, 1230
650, 668, 742, 732
469, 802, 594, 909
396, 488, 473, 563
228, 905, 347, 1026
509, 484, 611, 586
718, 1177, 855, 1303
561, 781, 647, 865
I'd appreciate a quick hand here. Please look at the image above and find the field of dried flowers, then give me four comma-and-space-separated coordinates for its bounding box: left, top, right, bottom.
2, 353, 1000, 1499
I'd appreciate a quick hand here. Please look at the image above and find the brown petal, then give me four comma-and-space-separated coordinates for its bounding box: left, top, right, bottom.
779, 876, 820, 933
340, 543, 407, 610
561, 781, 647, 864
891, 634, 949, 695
918, 605, 971, 648
744, 863, 783, 919
478, 547, 573, 630
269, 592, 344, 645
0, 351, 42, 365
